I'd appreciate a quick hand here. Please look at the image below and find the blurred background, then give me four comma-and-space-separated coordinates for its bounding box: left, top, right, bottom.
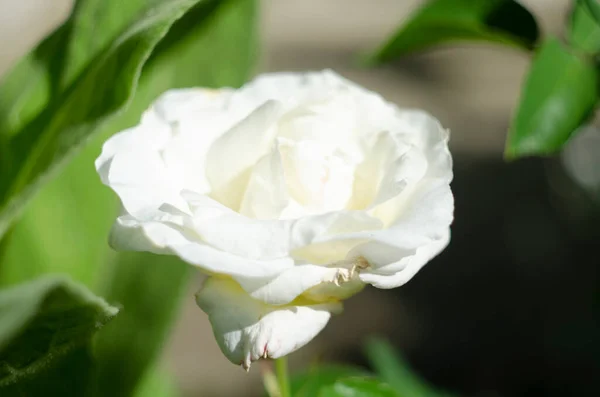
2, 0, 600, 396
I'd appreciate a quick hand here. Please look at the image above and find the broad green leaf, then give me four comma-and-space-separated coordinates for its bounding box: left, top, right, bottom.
1, 346, 94, 397
318, 378, 398, 397
0, 275, 118, 388
0, 54, 47, 139
0, 26, 67, 140
584, 0, 600, 22
0, 0, 160, 141
0, 0, 210, 241
367, 0, 539, 64
57, 0, 164, 90
147, 0, 257, 89
0, 54, 49, 140
505, 37, 598, 159
290, 365, 369, 397
0, 137, 118, 287
365, 338, 451, 397
568, 0, 600, 54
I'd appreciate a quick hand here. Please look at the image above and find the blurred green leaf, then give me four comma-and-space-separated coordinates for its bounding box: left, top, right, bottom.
1, 346, 95, 397
505, 37, 598, 159
568, 0, 600, 54
91, 253, 190, 397
584, 0, 600, 22
0, 137, 118, 287
0, 0, 162, 141
0, 54, 50, 142
290, 365, 368, 397
56, 0, 164, 91
317, 378, 398, 397
367, 0, 539, 64
0, 0, 210, 241
0, 23, 69, 141
0, 275, 118, 389
365, 338, 451, 397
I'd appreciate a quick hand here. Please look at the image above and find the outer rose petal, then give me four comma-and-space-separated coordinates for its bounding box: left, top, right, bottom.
110, 205, 294, 279
196, 277, 342, 370
96, 88, 237, 215
234, 263, 363, 305
357, 229, 451, 289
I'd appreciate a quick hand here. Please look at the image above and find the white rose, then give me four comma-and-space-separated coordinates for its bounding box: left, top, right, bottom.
96, 70, 453, 370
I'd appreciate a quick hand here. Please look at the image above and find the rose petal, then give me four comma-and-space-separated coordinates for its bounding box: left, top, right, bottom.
109, 205, 190, 254
230, 70, 356, 110
358, 229, 451, 289
235, 265, 338, 305
196, 277, 342, 370
111, 206, 293, 279
391, 109, 452, 182
205, 100, 283, 210
278, 138, 356, 214
184, 190, 382, 262
321, 179, 453, 252
150, 88, 234, 122
97, 88, 239, 214
105, 148, 187, 216
169, 243, 292, 278
95, 115, 171, 183
239, 141, 289, 220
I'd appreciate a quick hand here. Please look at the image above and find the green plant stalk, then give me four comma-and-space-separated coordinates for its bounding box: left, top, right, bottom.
275, 357, 291, 397
262, 363, 280, 397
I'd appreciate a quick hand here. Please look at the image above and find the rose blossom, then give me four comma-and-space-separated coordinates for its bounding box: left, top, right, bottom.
96, 70, 453, 370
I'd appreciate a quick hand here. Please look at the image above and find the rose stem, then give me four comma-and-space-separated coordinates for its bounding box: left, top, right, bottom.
274, 357, 291, 397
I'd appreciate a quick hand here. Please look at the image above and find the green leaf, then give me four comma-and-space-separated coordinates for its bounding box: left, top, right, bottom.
584, 0, 600, 22
90, 253, 190, 397
0, 275, 118, 388
0, 0, 161, 141
0, 0, 210, 241
364, 339, 424, 397
1, 346, 95, 397
0, 137, 118, 287
149, 0, 257, 89
568, 0, 600, 54
505, 37, 598, 159
317, 378, 398, 397
365, 338, 449, 397
56, 0, 165, 91
0, 25, 67, 140
0, 54, 50, 142
367, 0, 539, 64
290, 365, 369, 397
